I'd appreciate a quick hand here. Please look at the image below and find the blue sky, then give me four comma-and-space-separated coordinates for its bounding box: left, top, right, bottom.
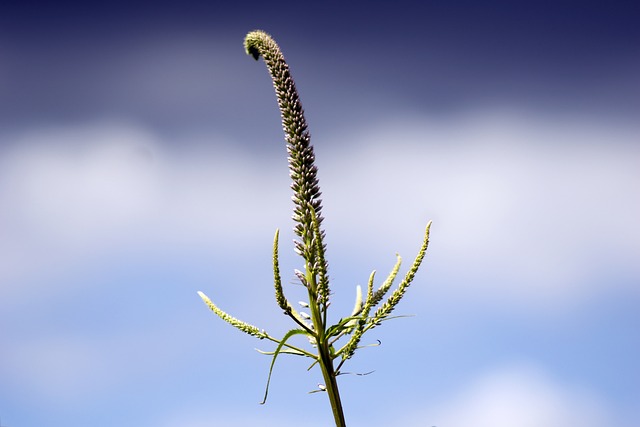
1, 1, 639, 426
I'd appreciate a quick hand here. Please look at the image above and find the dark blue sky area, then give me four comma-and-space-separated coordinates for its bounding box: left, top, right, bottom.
1, 1, 638, 132
3, 1, 637, 46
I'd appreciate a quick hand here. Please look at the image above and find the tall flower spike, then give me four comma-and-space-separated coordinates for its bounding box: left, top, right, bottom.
198, 31, 433, 427
244, 31, 328, 279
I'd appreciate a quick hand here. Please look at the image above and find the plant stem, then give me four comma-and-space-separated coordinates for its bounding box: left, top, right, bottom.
306, 263, 346, 426
318, 341, 346, 427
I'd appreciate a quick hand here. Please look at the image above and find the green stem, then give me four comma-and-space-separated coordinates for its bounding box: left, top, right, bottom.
318, 341, 346, 427
306, 263, 346, 426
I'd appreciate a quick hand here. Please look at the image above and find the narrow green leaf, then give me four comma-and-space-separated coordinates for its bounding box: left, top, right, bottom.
256, 347, 306, 357
261, 328, 312, 404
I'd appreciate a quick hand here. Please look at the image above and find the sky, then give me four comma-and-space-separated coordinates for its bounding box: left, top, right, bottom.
1, 1, 639, 426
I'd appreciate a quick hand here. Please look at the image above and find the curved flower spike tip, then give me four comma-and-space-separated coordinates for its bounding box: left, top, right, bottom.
244, 31, 327, 278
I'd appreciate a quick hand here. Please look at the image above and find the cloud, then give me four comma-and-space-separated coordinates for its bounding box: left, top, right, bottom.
321, 111, 640, 310
1, 112, 638, 312
0, 122, 287, 293
405, 363, 612, 427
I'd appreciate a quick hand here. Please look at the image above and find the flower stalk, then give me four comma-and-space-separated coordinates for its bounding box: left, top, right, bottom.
198, 30, 432, 427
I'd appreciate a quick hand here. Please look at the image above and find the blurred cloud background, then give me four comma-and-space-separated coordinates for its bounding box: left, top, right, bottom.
1, 1, 639, 426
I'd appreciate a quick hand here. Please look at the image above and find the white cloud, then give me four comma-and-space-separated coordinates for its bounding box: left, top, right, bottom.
404, 363, 612, 427
321, 112, 640, 309
1, 112, 638, 311
0, 122, 288, 293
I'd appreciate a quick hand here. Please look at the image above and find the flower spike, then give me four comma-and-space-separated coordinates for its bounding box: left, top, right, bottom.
198, 31, 433, 427
197, 291, 267, 339
244, 30, 327, 276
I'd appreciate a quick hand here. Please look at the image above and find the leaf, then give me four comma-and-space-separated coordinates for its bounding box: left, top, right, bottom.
260, 328, 312, 404
256, 347, 306, 356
